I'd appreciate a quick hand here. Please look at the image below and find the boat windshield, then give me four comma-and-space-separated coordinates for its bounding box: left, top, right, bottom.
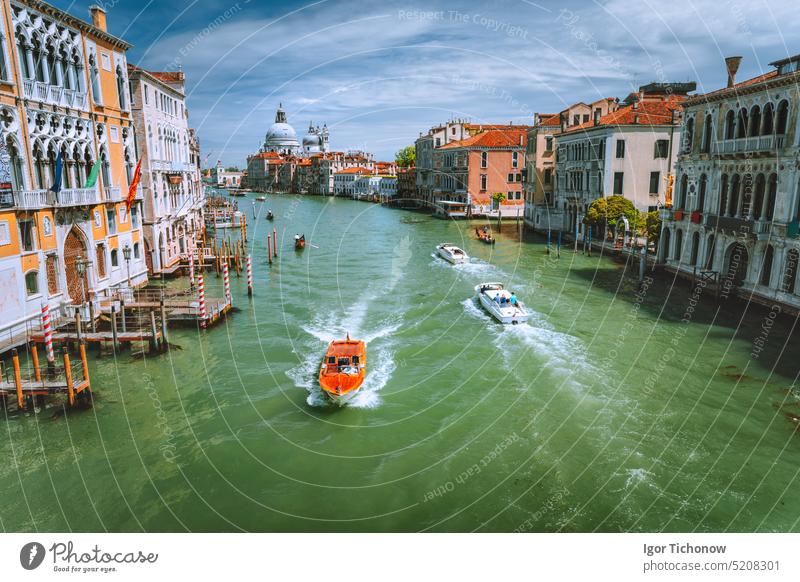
337, 357, 350, 367
327, 356, 336, 364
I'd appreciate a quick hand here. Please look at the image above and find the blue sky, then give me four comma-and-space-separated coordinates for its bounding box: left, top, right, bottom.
53, 0, 800, 167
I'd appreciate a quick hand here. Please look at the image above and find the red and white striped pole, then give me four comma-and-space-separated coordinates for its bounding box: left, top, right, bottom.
198, 274, 207, 328
188, 251, 195, 288
246, 254, 253, 296
223, 262, 231, 305
272, 228, 277, 257
41, 303, 54, 362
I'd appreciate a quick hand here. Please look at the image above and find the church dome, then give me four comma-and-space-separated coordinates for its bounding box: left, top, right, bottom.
263, 104, 300, 152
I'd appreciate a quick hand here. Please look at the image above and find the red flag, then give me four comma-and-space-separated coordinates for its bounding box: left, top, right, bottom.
126, 159, 142, 211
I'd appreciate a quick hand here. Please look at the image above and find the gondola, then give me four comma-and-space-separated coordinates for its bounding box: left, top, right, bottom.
294, 234, 306, 250
476, 226, 496, 245
267, 210, 274, 220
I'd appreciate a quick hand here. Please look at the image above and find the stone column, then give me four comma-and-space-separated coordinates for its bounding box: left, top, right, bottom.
25, 48, 35, 81
54, 59, 64, 87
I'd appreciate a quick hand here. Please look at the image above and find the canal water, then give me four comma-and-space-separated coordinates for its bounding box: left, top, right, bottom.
2, 194, 799, 532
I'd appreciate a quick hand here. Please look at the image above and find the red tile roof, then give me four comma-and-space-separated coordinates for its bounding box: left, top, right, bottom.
539, 114, 561, 127
562, 96, 685, 134
440, 128, 528, 149
336, 167, 371, 174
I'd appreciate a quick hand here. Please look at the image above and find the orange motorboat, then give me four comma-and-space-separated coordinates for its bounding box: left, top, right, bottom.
319, 334, 366, 405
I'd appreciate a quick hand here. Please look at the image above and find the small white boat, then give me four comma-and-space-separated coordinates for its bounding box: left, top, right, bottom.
436, 243, 469, 264
474, 282, 530, 325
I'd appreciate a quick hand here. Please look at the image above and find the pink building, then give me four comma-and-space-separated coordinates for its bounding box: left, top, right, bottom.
433, 128, 528, 218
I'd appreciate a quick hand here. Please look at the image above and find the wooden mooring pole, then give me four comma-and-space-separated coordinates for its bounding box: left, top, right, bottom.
12, 349, 23, 409
149, 310, 159, 351
160, 298, 169, 344
63, 348, 74, 406
110, 305, 119, 354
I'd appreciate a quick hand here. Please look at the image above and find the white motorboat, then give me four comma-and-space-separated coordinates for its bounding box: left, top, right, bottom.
474, 282, 530, 325
436, 243, 469, 264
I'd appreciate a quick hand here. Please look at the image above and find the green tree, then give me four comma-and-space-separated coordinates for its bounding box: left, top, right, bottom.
585, 195, 638, 233
395, 145, 416, 168
642, 210, 662, 246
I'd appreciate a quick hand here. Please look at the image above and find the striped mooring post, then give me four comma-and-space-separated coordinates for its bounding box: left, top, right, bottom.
198, 274, 207, 328
223, 262, 231, 304
40, 303, 54, 362
246, 254, 253, 296
189, 251, 195, 288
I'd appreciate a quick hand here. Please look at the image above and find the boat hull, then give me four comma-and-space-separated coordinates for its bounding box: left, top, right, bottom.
475, 285, 530, 325
319, 338, 366, 405
436, 245, 468, 264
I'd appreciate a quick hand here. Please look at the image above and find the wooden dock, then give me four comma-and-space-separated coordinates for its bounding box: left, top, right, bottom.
0, 345, 91, 409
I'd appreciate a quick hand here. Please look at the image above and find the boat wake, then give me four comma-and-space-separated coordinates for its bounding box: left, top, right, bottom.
460, 297, 606, 393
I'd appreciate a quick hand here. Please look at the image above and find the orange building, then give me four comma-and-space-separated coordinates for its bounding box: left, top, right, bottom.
433, 128, 529, 218
0, 1, 145, 349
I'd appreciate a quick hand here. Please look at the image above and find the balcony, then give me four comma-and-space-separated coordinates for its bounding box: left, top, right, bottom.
713, 134, 786, 155
11, 187, 101, 209
704, 214, 754, 234
22, 79, 88, 110
58, 188, 102, 207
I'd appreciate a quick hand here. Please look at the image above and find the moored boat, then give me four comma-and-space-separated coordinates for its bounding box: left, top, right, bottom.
294, 234, 305, 250
476, 226, 495, 244
474, 282, 530, 325
319, 334, 366, 405
255, 196, 266, 202
436, 243, 469, 264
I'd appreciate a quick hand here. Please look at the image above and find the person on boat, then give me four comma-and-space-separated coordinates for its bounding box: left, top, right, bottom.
509, 292, 518, 306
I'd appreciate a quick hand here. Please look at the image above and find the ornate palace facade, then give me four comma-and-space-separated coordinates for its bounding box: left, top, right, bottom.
0, 2, 146, 346
661, 55, 800, 311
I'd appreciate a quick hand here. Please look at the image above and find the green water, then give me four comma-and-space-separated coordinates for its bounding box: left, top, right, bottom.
2, 194, 799, 532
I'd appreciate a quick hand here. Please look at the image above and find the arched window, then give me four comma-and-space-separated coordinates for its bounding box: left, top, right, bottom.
719, 174, 729, 215
762, 103, 774, 135
690, 231, 700, 265
784, 249, 799, 294
697, 174, 707, 211
683, 117, 695, 153
7, 138, 24, 190
749, 105, 762, 136
701, 114, 713, 152
729, 174, 741, 216
753, 174, 766, 220
766, 174, 777, 220
678, 174, 688, 209
89, 54, 102, 104
110, 248, 119, 268
116, 66, 127, 109
725, 110, 736, 140
100, 149, 111, 189
674, 229, 683, 262
736, 108, 749, 138
760, 244, 774, 287
776, 100, 789, 135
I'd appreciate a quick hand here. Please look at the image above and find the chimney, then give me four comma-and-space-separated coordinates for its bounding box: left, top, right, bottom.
725, 56, 743, 88
90, 5, 107, 31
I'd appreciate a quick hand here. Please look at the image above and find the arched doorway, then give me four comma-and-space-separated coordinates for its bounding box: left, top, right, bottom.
659, 228, 671, 262
724, 242, 749, 288
64, 227, 89, 303
144, 238, 153, 275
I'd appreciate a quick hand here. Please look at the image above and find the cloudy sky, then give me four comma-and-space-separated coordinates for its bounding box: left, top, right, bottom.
54, 0, 800, 167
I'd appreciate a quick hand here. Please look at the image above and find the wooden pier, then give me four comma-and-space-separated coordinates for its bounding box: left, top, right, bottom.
0, 345, 91, 410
